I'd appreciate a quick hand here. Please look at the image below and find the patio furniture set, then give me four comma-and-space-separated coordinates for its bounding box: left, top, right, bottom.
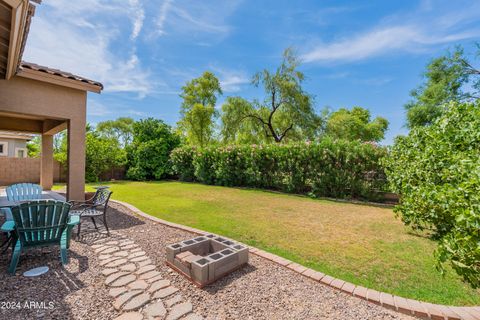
0, 183, 112, 274
0, 183, 248, 289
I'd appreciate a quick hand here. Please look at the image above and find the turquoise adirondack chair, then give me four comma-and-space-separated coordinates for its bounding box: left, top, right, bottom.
6, 183, 43, 201
2, 183, 43, 221
1, 200, 80, 274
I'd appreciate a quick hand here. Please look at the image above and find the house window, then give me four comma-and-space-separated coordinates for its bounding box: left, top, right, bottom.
0, 141, 7, 156
15, 147, 27, 158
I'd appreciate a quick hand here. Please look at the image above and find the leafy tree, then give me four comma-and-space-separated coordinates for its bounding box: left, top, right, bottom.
126, 118, 180, 180
26, 136, 40, 158
405, 46, 480, 128
383, 101, 480, 287
325, 106, 389, 142
96, 117, 135, 147
55, 127, 126, 182
177, 72, 222, 146
221, 48, 321, 143
221, 97, 266, 144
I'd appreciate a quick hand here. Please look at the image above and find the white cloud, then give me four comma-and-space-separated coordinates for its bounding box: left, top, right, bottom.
301, 3, 480, 63
87, 100, 111, 116
129, 0, 145, 40
219, 72, 250, 93
23, 0, 154, 97
208, 66, 250, 93
156, 0, 173, 36
152, 0, 241, 39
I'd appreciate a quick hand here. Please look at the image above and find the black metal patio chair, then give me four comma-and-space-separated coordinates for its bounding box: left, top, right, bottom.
69, 188, 113, 238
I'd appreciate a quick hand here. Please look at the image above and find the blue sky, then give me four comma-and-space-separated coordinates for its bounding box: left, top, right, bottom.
23, 0, 480, 144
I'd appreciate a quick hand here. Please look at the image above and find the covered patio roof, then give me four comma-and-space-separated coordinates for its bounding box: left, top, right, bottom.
0, 0, 103, 200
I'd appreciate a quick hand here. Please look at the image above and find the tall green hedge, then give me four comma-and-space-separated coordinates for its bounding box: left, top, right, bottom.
170, 139, 387, 201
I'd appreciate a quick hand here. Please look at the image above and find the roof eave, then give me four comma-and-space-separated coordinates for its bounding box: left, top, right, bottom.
17, 67, 103, 93
4, 0, 30, 80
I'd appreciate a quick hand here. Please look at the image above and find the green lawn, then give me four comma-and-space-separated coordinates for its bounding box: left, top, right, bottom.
63, 180, 479, 305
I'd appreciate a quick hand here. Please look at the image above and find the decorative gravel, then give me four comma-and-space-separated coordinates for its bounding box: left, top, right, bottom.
107, 202, 414, 320
0, 227, 119, 319
0, 202, 415, 319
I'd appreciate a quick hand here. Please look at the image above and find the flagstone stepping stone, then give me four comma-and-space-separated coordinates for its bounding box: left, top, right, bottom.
114, 312, 143, 320
128, 280, 149, 290
146, 274, 163, 284
153, 286, 178, 299
99, 254, 113, 260
109, 287, 128, 298
105, 258, 129, 268
119, 240, 135, 246
110, 274, 137, 287
121, 244, 138, 250
135, 265, 155, 275
106, 271, 130, 286
114, 290, 142, 310
119, 263, 137, 272
184, 314, 203, 320
95, 236, 203, 319
101, 247, 121, 255
144, 301, 167, 318
122, 293, 151, 311
131, 255, 149, 263
139, 270, 162, 280
100, 256, 125, 267
148, 279, 170, 294
127, 251, 146, 259
102, 268, 118, 276
94, 245, 110, 253
93, 237, 110, 244
138, 259, 153, 267
114, 251, 129, 257
166, 302, 192, 320
165, 294, 183, 308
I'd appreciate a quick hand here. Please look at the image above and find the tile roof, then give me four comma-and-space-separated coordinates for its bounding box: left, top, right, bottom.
19, 61, 104, 89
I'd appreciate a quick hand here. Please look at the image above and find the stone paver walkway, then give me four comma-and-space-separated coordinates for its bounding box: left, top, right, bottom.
90, 231, 203, 320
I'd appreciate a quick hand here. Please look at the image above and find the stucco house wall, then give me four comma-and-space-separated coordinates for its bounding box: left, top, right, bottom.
0, 138, 28, 158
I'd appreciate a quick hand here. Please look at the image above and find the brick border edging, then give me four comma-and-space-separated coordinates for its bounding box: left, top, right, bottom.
111, 199, 479, 320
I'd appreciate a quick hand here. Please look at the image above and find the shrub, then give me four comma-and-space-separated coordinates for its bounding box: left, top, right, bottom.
170, 146, 196, 181
383, 101, 480, 287
170, 138, 387, 201
126, 118, 180, 180
54, 130, 126, 183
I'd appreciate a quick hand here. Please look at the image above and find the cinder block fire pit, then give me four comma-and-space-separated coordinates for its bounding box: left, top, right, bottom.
166, 234, 249, 287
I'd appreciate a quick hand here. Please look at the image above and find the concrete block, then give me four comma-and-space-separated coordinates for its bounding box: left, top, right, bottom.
210, 239, 228, 252
167, 236, 249, 287
191, 257, 211, 286
166, 243, 184, 262
230, 244, 249, 265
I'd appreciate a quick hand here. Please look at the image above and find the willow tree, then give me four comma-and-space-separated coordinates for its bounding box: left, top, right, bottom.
177, 72, 222, 146
405, 46, 480, 128
221, 48, 321, 144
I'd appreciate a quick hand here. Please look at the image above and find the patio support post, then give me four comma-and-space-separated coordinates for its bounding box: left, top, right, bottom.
67, 119, 86, 201
40, 133, 54, 190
